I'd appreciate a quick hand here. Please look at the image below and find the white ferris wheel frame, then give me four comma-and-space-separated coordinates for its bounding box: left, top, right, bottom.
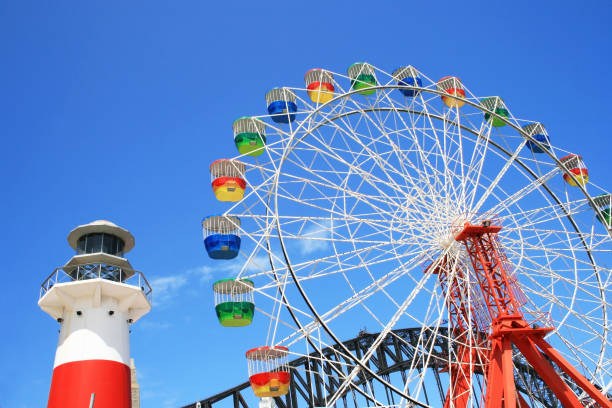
210, 65, 612, 407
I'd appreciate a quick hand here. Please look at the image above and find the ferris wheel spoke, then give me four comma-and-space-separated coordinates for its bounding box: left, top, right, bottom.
283, 330, 394, 406
289, 247, 430, 297
504, 228, 612, 258
307, 123, 424, 210
243, 237, 430, 293
249, 276, 320, 323
337, 96, 443, 203
370, 105, 458, 217
502, 208, 612, 252
500, 255, 607, 332
330, 213, 445, 329
277, 249, 431, 348
496, 197, 593, 227
272, 180, 441, 238
414, 97, 468, 213
274, 187, 399, 225
503, 227, 603, 252
532, 297, 608, 370
279, 248, 446, 349
505, 242, 604, 282
276, 144, 411, 216
326, 265, 439, 406
470, 138, 528, 214
445, 108, 471, 209
360, 264, 456, 399
308, 102, 449, 212
316, 106, 464, 217
237, 219, 431, 257
393, 283, 454, 401
455, 119, 493, 212
278, 248, 430, 293
507, 230, 612, 256
442, 109, 475, 211
235, 214, 401, 238
485, 164, 563, 216
262, 264, 444, 404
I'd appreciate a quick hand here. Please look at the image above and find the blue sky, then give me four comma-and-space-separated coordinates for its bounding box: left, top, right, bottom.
1, 1, 611, 407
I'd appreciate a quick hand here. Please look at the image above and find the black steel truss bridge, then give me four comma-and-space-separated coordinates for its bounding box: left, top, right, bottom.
180, 327, 609, 408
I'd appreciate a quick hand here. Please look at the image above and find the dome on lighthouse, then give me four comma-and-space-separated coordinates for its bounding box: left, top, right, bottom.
67, 220, 135, 254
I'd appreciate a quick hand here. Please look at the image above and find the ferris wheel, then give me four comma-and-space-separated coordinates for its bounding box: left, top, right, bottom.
202, 63, 612, 408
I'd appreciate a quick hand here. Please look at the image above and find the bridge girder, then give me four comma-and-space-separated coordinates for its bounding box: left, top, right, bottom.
181, 328, 607, 408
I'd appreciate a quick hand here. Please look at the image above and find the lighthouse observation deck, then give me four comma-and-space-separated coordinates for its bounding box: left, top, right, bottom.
39, 255, 152, 302
38, 220, 152, 303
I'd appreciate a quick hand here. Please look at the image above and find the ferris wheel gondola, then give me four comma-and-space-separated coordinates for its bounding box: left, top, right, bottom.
522, 122, 551, 154
210, 159, 247, 202
202, 215, 241, 260
213, 278, 255, 327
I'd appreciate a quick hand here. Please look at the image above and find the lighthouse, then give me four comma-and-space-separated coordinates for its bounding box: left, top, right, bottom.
39, 220, 152, 408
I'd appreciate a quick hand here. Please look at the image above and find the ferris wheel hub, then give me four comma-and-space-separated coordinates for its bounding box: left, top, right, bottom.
437, 235, 455, 249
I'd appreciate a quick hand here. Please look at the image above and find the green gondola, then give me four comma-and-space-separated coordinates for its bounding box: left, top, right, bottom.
481, 96, 509, 127
213, 278, 255, 327
348, 63, 377, 96
593, 194, 612, 228
233, 117, 266, 157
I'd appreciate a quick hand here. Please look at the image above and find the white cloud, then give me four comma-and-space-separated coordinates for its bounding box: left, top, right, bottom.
244, 254, 272, 272
147, 265, 214, 309
221, 254, 273, 274
162, 397, 179, 408
297, 221, 330, 254
138, 320, 172, 330
186, 265, 215, 283
149, 275, 188, 308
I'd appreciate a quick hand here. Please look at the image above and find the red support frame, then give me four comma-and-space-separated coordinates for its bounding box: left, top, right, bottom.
427, 257, 487, 408
448, 221, 612, 408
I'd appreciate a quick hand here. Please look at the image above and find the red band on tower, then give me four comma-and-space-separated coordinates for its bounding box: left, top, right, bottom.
48, 360, 131, 408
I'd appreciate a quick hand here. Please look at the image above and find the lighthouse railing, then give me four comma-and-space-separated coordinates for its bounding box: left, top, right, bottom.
40, 263, 152, 303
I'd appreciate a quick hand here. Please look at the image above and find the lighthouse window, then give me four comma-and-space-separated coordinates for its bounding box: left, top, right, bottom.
85, 234, 102, 253
102, 234, 120, 254
76, 233, 125, 256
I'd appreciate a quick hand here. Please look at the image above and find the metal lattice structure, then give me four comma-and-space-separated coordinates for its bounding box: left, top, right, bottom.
181, 328, 611, 408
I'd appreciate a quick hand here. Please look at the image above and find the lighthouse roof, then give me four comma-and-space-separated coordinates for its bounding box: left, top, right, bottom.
67, 220, 135, 253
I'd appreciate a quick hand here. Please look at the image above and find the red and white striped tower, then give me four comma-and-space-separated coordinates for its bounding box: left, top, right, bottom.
39, 220, 152, 408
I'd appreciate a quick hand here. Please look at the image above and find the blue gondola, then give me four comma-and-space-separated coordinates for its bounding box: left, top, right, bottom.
202, 215, 241, 260
522, 123, 550, 154
204, 234, 241, 259
393, 66, 422, 97
266, 88, 297, 124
